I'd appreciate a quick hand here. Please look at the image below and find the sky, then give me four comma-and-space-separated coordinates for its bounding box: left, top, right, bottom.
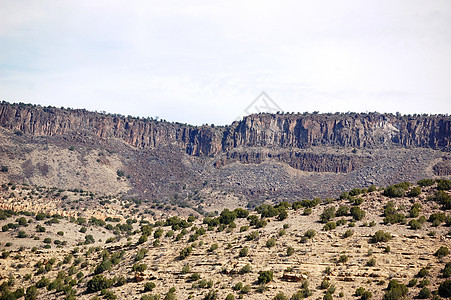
1, 1, 450, 125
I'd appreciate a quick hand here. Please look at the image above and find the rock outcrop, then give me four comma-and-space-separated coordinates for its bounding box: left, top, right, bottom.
1, 102, 450, 156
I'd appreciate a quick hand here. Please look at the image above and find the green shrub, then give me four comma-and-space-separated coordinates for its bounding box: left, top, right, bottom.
336, 206, 349, 217
367, 258, 376, 267
258, 270, 273, 284
287, 246, 295, 256
432, 191, 451, 209
239, 247, 249, 257
144, 282, 156, 292
179, 246, 192, 260
343, 229, 354, 238
225, 294, 235, 300
437, 179, 451, 190
442, 262, 451, 278
86, 275, 112, 293
305, 229, 316, 239
435, 246, 449, 259
371, 230, 391, 243
417, 267, 429, 278
350, 206, 366, 221
417, 287, 431, 299
438, 280, 451, 298
409, 219, 422, 230
320, 207, 335, 223
239, 264, 252, 274
323, 222, 336, 231
266, 238, 276, 248
132, 263, 147, 272
417, 179, 434, 187
203, 289, 217, 300
409, 186, 422, 197
273, 292, 287, 300
383, 280, 407, 300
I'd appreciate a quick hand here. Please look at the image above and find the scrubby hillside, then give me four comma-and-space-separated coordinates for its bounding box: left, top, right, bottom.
0, 179, 450, 299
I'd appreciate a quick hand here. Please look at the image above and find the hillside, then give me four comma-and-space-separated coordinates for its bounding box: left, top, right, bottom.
0, 180, 450, 299
0, 101, 450, 211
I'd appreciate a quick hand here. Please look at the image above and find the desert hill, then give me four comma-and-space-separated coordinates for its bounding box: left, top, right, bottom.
0, 101, 450, 211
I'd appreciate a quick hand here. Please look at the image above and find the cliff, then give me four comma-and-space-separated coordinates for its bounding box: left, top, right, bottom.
1, 102, 450, 155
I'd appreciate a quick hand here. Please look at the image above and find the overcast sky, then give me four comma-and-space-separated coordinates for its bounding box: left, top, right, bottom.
1, 1, 450, 125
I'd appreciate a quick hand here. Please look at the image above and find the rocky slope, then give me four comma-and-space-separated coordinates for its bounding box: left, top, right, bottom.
1, 102, 450, 155
0, 101, 450, 206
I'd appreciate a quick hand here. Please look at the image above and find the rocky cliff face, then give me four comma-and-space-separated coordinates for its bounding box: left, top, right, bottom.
1, 102, 449, 156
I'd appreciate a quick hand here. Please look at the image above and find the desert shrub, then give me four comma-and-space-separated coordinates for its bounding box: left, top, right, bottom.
320, 278, 330, 289
79, 227, 87, 233
367, 258, 376, 267
437, 179, 451, 190
203, 289, 217, 300
338, 255, 348, 264
408, 186, 421, 197
258, 270, 273, 284
219, 209, 237, 225
442, 262, 451, 278
418, 278, 430, 288
36, 277, 50, 288
429, 213, 445, 226
278, 229, 286, 236
225, 294, 234, 300
417, 287, 431, 299
383, 280, 407, 300
255, 218, 267, 228
153, 228, 163, 238
179, 246, 192, 260
417, 179, 434, 187
287, 246, 295, 256
17, 231, 27, 238
438, 280, 451, 297
274, 292, 287, 300
86, 275, 112, 293
323, 222, 336, 231
234, 208, 249, 218
94, 259, 112, 274
132, 263, 147, 272
241, 284, 251, 294
277, 210, 288, 221
384, 185, 406, 198
435, 246, 450, 259
409, 203, 421, 218
240, 225, 249, 232
305, 229, 316, 239
208, 244, 218, 253
417, 267, 429, 278
144, 282, 156, 292
246, 231, 259, 241
239, 264, 252, 274
135, 248, 148, 261
256, 204, 280, 218
266, 238, 276, 248
343, 229, 354, 238
320, 207, 335, 223
336, 206, 349, 217
350, 206, 365, 221
189, 273, 201, 281
233, 282, 243, 291
409, 219, 422, 230
432, 191, 451, 209
239, 247, 249, 257
303, 208, 312, 215
408, 278, 417, 287
371, 230, 391, 243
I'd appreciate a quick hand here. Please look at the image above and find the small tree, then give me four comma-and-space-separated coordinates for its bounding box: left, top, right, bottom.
258, 270, 273, 284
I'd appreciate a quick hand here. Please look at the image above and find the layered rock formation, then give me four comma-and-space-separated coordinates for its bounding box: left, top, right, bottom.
1, 102, 450, 156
